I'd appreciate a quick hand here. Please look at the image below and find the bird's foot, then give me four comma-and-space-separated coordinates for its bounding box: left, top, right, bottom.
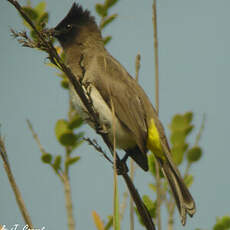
95, 124, 108, 135
114, 156, 129, 175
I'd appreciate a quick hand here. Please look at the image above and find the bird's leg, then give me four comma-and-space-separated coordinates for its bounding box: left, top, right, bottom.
115, 153, 129, 175
95, 123, 109, 135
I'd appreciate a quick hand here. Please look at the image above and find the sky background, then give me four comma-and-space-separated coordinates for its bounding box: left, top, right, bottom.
0, 0, 230, 229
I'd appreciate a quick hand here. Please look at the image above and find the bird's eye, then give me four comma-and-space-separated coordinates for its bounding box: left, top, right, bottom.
66, 24, 72, 30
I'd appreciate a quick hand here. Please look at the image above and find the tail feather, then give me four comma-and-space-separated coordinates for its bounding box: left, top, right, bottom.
157, 157, 196, 225
126, 146, 149, 171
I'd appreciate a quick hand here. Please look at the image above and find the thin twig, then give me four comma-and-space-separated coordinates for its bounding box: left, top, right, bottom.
195, 114, 206, 146
84, 137, 113, 164
120, 192, 128, 220
129, 53, 141, 230
27, 119, 46, 154
111, 99, 120, 230
27, 119, 64, 181
7, 1, 155, 229
0, 137, 34, 228
62, 94, 76, 230
167, 197, 175, 230
154, 158, 162, 230
153, 0, 159, 114
135, 54, 141, 82
129, 160, 135, 230
153, 1, 162, 230
63, 174, 76, 230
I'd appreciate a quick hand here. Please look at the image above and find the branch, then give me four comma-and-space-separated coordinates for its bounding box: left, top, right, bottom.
62, 174, 76, 230
135, 54, 141, 82
0, 136, 34, 228
7, 1, 156, 229
153, 0, 159, 114
84, 137, 113, 164
129, 159, 135, 230
27, 119, 76, 230
130, 53, 141, 230
153, 1, 162, 230
27, 119, 64, 179
27, 119, 46, 154
120, 192, 128, 221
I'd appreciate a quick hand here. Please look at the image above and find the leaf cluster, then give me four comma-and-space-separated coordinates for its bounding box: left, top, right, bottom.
22, 2, 49, 41
95, 0, 118, 45
41, 113, 84, 174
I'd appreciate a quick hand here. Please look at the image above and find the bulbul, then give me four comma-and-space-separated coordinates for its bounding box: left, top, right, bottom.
53, 3, 196, 225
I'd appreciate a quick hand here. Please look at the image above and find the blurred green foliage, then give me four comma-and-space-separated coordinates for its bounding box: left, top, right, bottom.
22, 1, 49, 40
213, 216, 230, 230
95, 0, 118, 45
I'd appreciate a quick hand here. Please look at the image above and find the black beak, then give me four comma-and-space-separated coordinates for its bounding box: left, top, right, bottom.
48, 28, 61, 38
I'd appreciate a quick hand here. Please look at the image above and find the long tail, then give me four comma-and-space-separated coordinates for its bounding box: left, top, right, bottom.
157, 157, 196, 225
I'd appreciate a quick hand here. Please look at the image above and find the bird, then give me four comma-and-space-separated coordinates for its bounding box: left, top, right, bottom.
52, 3, 196, 225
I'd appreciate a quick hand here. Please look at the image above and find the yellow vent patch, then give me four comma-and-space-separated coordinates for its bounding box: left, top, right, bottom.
147, 118, 164, 159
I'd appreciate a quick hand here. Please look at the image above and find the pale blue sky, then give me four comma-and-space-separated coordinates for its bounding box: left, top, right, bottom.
0, 0, 230, 229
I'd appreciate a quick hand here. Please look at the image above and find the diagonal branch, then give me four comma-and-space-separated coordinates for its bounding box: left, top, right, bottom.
0, 136, 34, 228
6, 1, 156, 229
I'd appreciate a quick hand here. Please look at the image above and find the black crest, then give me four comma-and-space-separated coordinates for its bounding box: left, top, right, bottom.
55, 3, 95, 30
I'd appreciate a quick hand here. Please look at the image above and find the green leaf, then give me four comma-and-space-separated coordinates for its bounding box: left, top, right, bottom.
60, 132, 77, 146
135, 207, 144, 226
68, 115, 84, 130
172, 143, 188, 165
149, 183, 156, 192
70, 140, 84, 153
38, 12, 49, 28
142, 195, 156, 218
184, 174, 194, 187
103, 36, 112, 45
41, 153, 52, 164
105, 0, 118, 8
95, 4, 107, 17
35, 1, 46, 15
170, 131, 186, 146
22, 7, 38, 21
148, 154, 155, 176
184, 111, 193, 123
187, 146, 202, 163
100, 14, 117, 29
214, 216, 230, 230
170, 112, 193, 132
61, 79, 69, 89
55, 119, 77, 146
55, 119, 69, 138
66, 156, 80, 167
75, 132, 84, 142
22, 6, 39, 29
105, 216, 113, 230
221, 216, 230, 229
170, 114, 184, 130
148, 153, 164, 177
53, 155, 62, 170
184, 124, 194, 135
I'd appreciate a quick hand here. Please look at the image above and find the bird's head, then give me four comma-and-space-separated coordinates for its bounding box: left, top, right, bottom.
52, 3, 99, 48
